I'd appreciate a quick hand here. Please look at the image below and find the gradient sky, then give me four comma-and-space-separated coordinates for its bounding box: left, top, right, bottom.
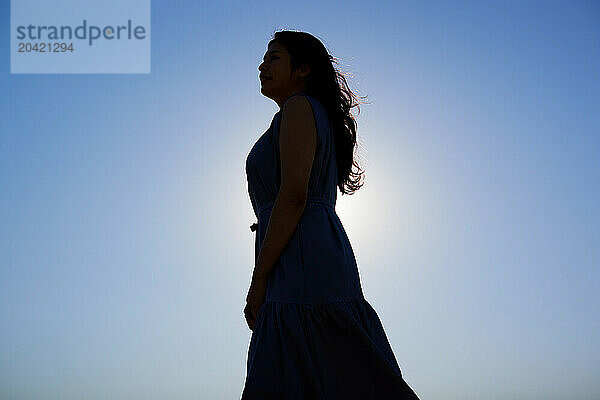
1, 1, 599, 399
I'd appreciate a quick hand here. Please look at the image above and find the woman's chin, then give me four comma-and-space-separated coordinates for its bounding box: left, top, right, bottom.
260, 86, 271, 96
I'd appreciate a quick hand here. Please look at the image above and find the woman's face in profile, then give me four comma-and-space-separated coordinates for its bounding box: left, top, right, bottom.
258, 41, 297, 105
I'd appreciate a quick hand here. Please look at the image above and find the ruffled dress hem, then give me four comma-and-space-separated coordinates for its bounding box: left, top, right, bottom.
242, 296, 420, 400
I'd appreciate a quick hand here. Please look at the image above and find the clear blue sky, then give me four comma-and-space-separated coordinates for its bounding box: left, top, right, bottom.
1, 1, 599, 399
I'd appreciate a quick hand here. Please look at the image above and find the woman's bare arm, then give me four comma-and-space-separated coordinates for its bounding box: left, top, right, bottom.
253, 95, 317, 279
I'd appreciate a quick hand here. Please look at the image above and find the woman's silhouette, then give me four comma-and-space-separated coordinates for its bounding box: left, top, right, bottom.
242, 30, 420, 399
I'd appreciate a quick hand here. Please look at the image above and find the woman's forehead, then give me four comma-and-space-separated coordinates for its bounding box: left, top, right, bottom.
263, 43, 287, 60
267, 41, 286, 52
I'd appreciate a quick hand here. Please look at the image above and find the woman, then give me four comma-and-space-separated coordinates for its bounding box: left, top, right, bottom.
242, 30, 420, 399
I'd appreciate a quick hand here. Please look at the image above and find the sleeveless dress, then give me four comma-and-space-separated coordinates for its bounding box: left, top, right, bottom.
242, 92, 420, 400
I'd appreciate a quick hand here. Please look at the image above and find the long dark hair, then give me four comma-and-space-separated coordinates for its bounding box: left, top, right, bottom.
270, 30, 367, 195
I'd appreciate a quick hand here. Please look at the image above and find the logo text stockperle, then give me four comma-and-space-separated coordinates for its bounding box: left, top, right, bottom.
16, 19, 146, 46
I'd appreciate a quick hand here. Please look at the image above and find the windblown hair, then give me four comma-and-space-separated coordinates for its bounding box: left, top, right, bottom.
270, 30, 367, 195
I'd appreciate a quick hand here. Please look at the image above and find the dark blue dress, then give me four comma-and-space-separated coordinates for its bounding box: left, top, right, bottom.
242, 92, 420, 399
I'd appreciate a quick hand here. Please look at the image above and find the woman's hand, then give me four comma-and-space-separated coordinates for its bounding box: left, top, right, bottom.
244, 273, 267, 331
